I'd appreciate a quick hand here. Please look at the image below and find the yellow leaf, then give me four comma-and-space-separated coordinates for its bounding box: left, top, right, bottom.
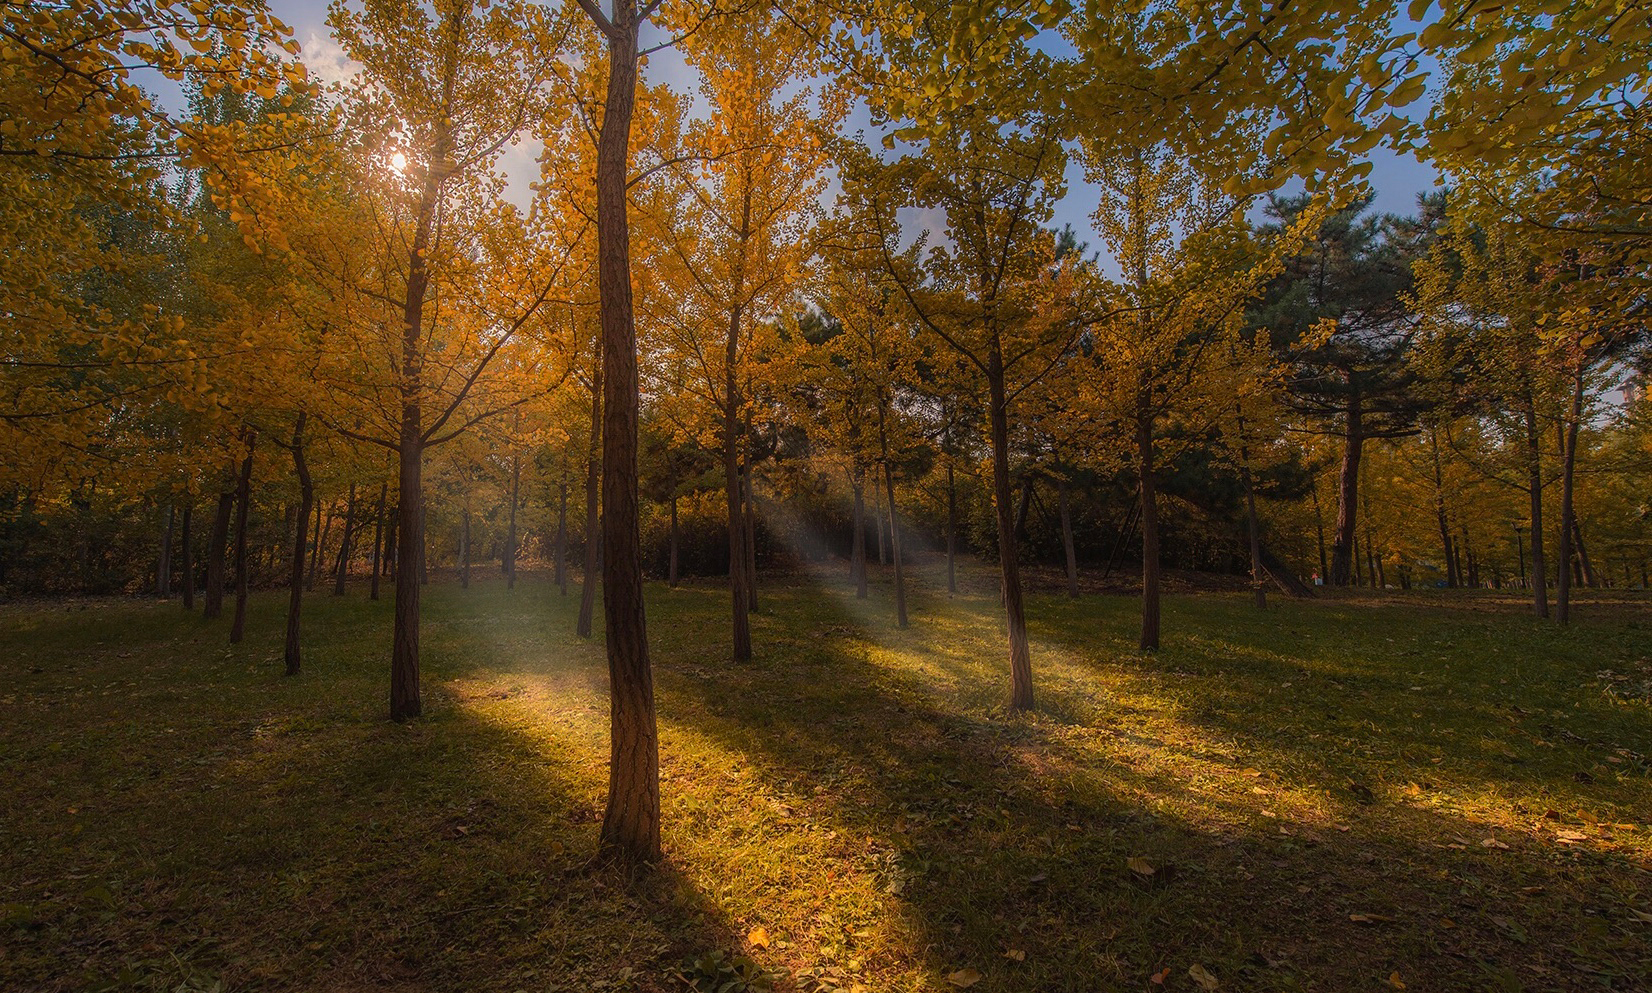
1127, 856, 1156, 877
746, 926, 769, 949
946, 968, 983, 988
1388, 971, 1406, 989
1189, 963, 1219, 989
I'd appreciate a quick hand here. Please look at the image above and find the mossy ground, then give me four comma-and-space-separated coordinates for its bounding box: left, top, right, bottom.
2, 564, 1648, 992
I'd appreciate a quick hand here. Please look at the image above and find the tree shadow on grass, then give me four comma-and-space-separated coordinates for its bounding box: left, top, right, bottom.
0, 581, 757, 993
646, 566, 1651, 992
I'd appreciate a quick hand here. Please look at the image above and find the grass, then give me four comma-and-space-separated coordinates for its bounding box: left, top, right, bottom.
1, 563, 1648, 992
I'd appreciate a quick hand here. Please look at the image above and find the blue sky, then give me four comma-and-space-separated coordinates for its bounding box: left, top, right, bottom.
270, 0, 1442, 240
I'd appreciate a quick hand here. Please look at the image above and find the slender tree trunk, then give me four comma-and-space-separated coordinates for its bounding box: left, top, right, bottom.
180, 503, 194, 610
1136, 410, 1161, 651
333, 483, 356, 596
743, 468, 758, 614
578, 365, 602, 639
1240, 453, 1265, 610
1428, 427, 1456, 588
1331, 392, 1363, 587
285, 414, 313, 675
876, 402, 907, 629
1572, 516, 1596, 588
1058, 476, 1078, 599
384, 511, 397, 583
987, 348, 1033, 710
307, 502, 325, 591
945, 463, 958, 595
1310, 481, 1329, 584
850, 467, 868, 598
873, 481, 888, 566
1556, 366, 1585, 625
369, 483, 386, 602
592, 5, 659, 862
204, 483, 233, 620
158, 503, 175, 597
667, 495, 679, 588
556, 482, 569, 595
724, 400, 750, 658
460, 507, 471, 589
229, 434, 256, 644
1365, 522, 1379, 590
506, 452, 520, 589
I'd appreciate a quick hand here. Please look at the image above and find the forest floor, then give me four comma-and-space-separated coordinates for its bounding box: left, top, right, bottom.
2, 566, 1649, 993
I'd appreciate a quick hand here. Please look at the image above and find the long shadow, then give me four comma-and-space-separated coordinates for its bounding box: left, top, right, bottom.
0, 579, 755, 993
649, 563, 1651, 992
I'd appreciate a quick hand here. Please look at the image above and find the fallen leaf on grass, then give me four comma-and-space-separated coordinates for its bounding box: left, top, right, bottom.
1388, 971, 1406, 989
1003, 948, 1026, 962
1127, 856, 1156, 877
1480, 837, 1510, 850
747, 926, 769, 949
1188, 963, 1219, 989
946, 968, 982, 988
1554, 830, 1586, 843
1350, 913, 1394, 924
1150, 967, 1171, 984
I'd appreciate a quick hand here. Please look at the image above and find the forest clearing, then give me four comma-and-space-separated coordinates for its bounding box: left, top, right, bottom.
3, 569, 1648, 992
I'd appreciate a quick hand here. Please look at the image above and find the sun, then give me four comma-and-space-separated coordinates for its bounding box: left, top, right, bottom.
390, 152, 408, 172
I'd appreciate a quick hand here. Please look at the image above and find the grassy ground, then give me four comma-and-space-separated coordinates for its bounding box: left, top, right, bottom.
1, 564, 1648, 993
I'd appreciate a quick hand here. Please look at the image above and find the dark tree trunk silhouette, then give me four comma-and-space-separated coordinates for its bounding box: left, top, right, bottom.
1330, 392, 1363, 586
179, 502, 194, 609
1136, 410, 1161, 650
987, 346, 1033, 709
722, 304, 751, 661
369, 483, 385, 602
229, 435, 255, 644
333, 483, 356, 596
158, 504, 174, 597
1241, 455, 1265, 610
204, 483, 233, 620
284, 414, 313, 674
877, 402, 907, 629
1556, 366, 1585, 625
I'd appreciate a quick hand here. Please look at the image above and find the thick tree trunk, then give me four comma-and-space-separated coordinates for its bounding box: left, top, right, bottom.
333, 483, 356, 596
945, 463, 957, 595
179, 502, 194, 610
556, 482, 569, 595
987, 348, 1033, 710
1136, 411, 1161, 651
578, 366, 602, 639
1555, 367, 1585, 625
1330, 393, 1363, 586
850, 467, 868, 598
667, 495, 678, 588
506, 452, 520, 589
285, 414, 313, 675
204, 483, 234, 620
229, 435, 256, 644
592, 6, 659, 863
1058, 476, 1078, 599
369, 483, 386, 602
158, 503, 174, 597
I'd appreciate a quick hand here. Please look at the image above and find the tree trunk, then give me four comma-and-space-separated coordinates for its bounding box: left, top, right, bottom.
1241, 455, 1265, 610
743, 469, 758, 613
1571, 516, 1596, 588
578, 363, 602, 639
1058, 476, 1078, 599
873, 481, 888, 566
506, 451, 520, 589
285, 414, 313, 675
1136, 410, 1161, 650
158, 503, 175, 597
556, 481, 569, 595
945, 463, 958, 595
1555, 365, 1585, 625
204, 483, 234, 620
370, 483, 386, 602
850, 467, 868, 598
229, 434, 256, 644
877, 402, 907, 629
384, 510, 398, 582
592, 4, 659, 863
723, 372, 750, 658
180, 502, 194, 610
1330, 392, 1363, 586
460, 506, 471, 589
987, 346, 1033, 710
667, 494, 679, 588
333, 482, 356, 596
1310, 481, 1328, 584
